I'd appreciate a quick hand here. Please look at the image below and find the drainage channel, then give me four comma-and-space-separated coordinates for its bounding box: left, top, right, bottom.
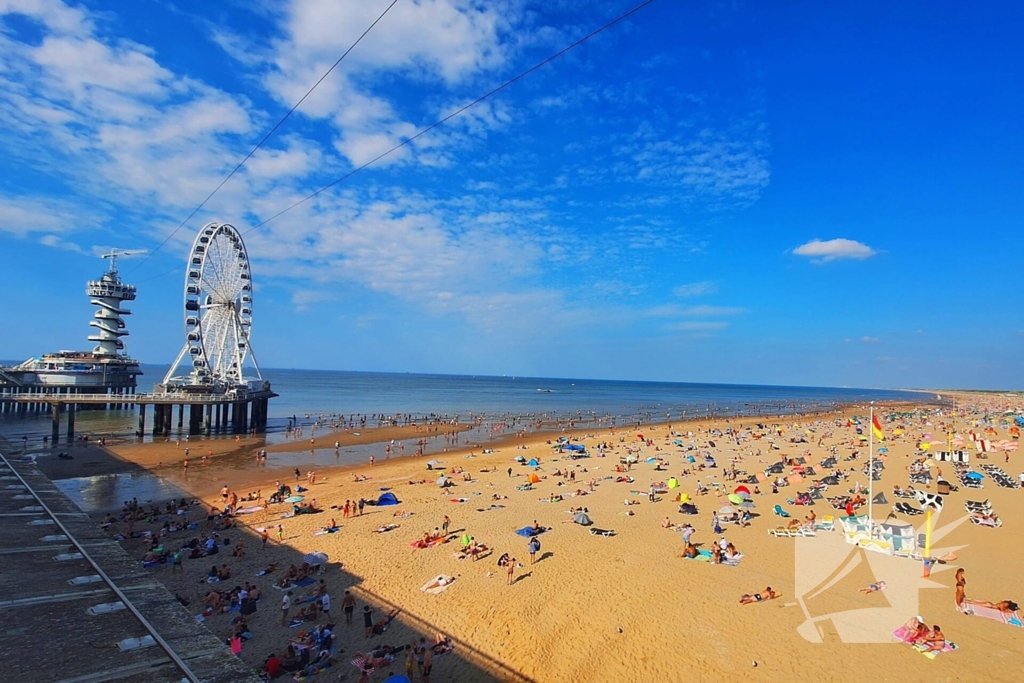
0, 451, 202, 683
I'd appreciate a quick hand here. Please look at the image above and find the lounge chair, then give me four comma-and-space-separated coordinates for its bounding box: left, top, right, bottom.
773, 504, 791, 518
969, 515, 1002, 528
768, 527, 793, 537
815, 515, 835, 532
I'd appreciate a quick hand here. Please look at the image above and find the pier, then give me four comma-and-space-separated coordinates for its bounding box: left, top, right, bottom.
1, 388, 276, 446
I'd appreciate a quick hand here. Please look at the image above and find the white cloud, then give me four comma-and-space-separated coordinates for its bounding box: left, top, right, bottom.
672, 281, 717, 298
679, 305, 744, 316
793, 238, 877, 263
861, 336, 881, 344
0, 194, 99, 236
669, 321, 728, 331
39, 234, 85, 253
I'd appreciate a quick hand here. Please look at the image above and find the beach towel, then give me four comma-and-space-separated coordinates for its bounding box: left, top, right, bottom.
235, 506, 262, 515
476, 505, 505, 512
449, 498, 469, 503
314, 527, 340, 535
514, 526, 547, 538
351, 656, 378, 674
410, 537, 445, 549
959, 601, 1023, 626
721, 553, 744, 567
373, 524, 400, 533
420, 574, 456, 595
589, 528, 615, 537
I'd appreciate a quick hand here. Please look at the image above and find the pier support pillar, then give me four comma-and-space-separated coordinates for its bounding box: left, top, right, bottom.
177, 404, 185, 430
51, 403, 61, 446
152, 405, 164, 436
204, 404, 212, 435
189, 404, 203, 435
163, 404, 172, 435
67, 404, 76, 443
138, 404, 146, 437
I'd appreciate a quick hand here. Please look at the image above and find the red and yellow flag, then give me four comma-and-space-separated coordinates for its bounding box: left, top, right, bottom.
871, 414, 884, 441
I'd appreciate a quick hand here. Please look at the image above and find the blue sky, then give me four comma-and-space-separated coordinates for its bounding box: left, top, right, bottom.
1, 0, 1022, 390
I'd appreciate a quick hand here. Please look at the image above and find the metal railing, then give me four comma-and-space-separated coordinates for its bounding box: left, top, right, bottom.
5, 391, 274, 404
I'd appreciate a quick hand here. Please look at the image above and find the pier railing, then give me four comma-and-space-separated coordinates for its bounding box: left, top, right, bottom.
5, 390, 276, 404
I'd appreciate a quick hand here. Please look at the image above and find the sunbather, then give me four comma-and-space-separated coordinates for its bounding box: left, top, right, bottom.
968, 599, 1019, 612
921, 625, 946, 652
739, 587, 779, 604
859, 581, 886, 593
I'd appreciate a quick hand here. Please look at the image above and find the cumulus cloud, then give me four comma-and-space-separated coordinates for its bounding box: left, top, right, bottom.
678, 305, 744, 317
672, 281, 717, 298
793, 238, 877, 263
861, 336, 881, 343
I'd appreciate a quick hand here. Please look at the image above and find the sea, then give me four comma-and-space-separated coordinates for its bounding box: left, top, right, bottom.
1, 364, 929, 443
0, 366, 931, 511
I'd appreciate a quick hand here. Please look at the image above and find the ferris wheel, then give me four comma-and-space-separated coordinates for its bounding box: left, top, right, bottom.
163, 222, 262, 388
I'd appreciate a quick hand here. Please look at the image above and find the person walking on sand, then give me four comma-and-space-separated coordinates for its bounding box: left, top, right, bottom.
421, 643, 434, 681
442, 515, 451, 535
507, 557, 516, 585
182, 459, 188, 472
358, 498, 365, 516
276, 524, 284, 543
369, 454, 375, 466
281, 591, 292, 626
294, 467, 301, 481
342, 590, 356, 625
261, 528, 269, 548
528, 537, 540, 564
508, 467, 513, 478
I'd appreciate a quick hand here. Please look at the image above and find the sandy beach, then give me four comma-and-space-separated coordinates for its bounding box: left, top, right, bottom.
86, 393, 1023, 681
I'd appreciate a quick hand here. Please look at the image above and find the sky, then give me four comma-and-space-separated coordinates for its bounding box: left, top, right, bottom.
1, 0, 1022, 390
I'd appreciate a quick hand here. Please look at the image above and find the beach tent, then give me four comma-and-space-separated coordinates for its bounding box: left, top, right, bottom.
515, 526, 545, 538
727, 493, 744, 504
871, 492, 888, 505
573, 512, 593, 526
679, 493, 690, 503
527, 474, 541, 484
564, 443, 586, 452
426, 460, 441, 470
667, 478, 679, 489
514, 455, 526, 462
734, 485, 751, 495
527, 459, 540, 467
377, 492, 400, 506
436, 476, 453, 488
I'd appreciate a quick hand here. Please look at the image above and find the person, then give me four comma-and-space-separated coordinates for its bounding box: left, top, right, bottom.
739, 587, 779, 604
264, 652, 281, 679
442, 515, 451, 535
406, 645, 416, 679
507, 557, 516, 585
261, 528, 269, 548
320, 591, 330, 620
528, 537, 540, 564
955, 568, 966, 607
276, 524, 284, 543
421, 642, 434, 681
859, 580, 886, 593
358, 499, 365, 516
507, 467, 513, 477
281, 591, 292, 626
342, 590, 356, 625
921, 624, 946, 652
363, 605, 374, 637
969, 599, 1020, 612
661, 517, 672, 529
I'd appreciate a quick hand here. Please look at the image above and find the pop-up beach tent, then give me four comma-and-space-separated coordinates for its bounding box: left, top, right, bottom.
573, 512, 593, 526
527, 458, 540, 467
377, 492, 400, 506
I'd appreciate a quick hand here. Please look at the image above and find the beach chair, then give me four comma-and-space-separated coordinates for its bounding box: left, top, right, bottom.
969, 516, 1002, 528
773, 504, 791, 518
768, 527, 793, 537
815, 515, 835, 532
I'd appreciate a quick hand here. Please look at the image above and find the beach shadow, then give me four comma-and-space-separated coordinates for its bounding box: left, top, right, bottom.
538, 552, 554, 562
512, 572, 533, 584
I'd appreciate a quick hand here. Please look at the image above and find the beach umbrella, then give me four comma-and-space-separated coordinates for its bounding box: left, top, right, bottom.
727, 493, 744, 504
894, 429, 904, 436
718, 506, 736, 515
739, 501, 757, 509
383, 676, 411, 683
919, 443, 931, 450
924, 458, 940, 469
303, 551, 328, 565
877, 447, 888, 454
734, 485, 751, 495
637, 434, 645, 440
285, 496, 304, 503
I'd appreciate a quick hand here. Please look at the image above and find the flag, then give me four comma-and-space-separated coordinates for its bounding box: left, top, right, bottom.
871, 414, 884, 441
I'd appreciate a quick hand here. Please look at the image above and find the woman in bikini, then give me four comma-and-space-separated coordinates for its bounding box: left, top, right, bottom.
954, 568, 966, 607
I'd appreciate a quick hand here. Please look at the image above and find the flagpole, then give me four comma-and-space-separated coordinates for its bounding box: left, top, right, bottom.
868, 403, 874, 529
